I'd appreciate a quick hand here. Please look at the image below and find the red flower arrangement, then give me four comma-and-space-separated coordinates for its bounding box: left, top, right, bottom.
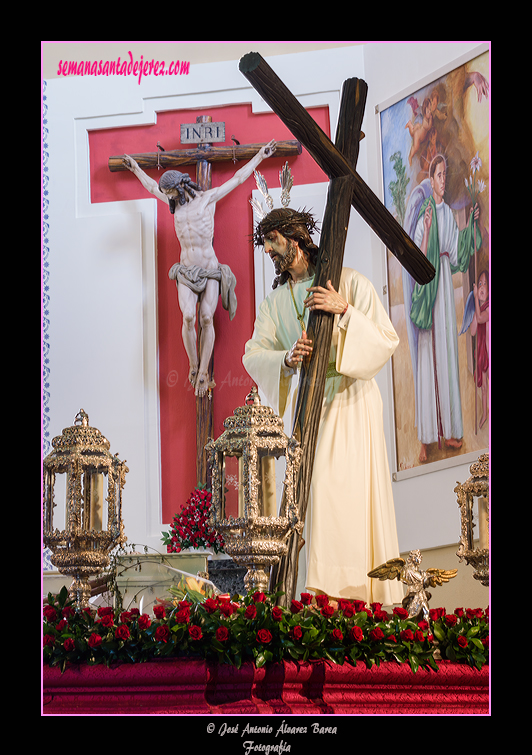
161, 486, 225, 554
43, 585, 489, 675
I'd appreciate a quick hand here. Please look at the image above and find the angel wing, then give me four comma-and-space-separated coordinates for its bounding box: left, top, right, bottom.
254, 170, 274, 211
279, 161, 293, 208
367, 557, 405, 582
426, 567, 458, 586
459, 290, 475, 335
249, 197, 266, 220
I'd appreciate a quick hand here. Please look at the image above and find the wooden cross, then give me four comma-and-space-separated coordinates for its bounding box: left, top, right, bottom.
239, 53, 435, 605
109, 116, 301, 487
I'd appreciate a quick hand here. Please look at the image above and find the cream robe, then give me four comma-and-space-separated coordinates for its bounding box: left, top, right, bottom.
243, 268, 404, 604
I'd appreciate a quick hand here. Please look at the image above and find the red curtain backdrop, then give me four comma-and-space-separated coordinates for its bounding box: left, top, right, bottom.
43, 658, 489, 715
89, 103, 330, 522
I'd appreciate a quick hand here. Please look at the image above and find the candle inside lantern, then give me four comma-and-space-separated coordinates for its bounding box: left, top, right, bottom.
478, 495, 489, 549
261, 455, 277, 517
90, 472, 104, 531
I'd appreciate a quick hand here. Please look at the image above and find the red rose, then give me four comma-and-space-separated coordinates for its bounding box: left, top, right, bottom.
43, 605, 57, 622
393, 606, 409, 620
445, 614, 458, 627
120, 611, 133, 624
245, 604, 257, 620
88, 633, 102, 648
321, 605, 335, 618
290, 600, 303, 614
300, 593, 313, 606
457, 635, 468, 648
98, 613, 114, 628
155, 625, 170, 643
98, 606, 114, 617
292, 625, 303, 640
63, 638, 75, 652
130, 608, 140, 616
256, 629, 272, 644
115, 625, 130, 641
454, 607, 464, 617
175, 608, 190, 624
429, 607, 446, 621
138, 614, 151, 630
62, 606, 75, 619
252, 591, 266, 603
414, 630, 425, 642
216, 627, 229, 642
373, 609, 388, 622
350, 626, 363, 642
43, 634, 55, 647
315, 594, 329, 608
219, 602, 235, 618
204, 598, 218, 614
400, 628, 414, 642
272, 606, 283, 622
418, 620, 429, 631
369, 627, 384, 642
188, 625, 203, 640
330, 628, 343, 642
153, 604, 166, 620
353, 600, 366, 613
338, 599, 354, 617
55, 619, 68, 632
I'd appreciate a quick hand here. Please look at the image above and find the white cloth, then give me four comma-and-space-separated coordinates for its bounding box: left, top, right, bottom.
243, 268, 404, 604
169, 262, 237, 320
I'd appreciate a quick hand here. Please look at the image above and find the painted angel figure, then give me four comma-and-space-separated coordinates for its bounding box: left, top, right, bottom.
368, 549, 457, 623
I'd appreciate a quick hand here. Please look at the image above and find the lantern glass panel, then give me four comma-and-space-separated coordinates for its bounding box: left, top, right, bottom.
468, 494, 489, 550
258, 450, 286, 517
84, 469, 108, 532
222, 453, 242, 519
51, 469, 68, 532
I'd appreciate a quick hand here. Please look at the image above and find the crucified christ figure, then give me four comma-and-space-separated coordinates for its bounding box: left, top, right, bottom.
122, 139, 276, 396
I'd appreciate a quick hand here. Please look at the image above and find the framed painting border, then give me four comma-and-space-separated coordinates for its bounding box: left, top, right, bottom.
376, 43, 490, 481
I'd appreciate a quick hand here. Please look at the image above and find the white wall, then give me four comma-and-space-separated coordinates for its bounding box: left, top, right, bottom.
42, 42, 488, 557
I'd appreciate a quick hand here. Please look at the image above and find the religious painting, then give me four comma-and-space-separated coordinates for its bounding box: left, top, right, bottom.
378, 46, 489, 477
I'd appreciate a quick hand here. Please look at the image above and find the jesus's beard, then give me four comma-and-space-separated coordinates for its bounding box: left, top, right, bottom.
272, 239, 298, 276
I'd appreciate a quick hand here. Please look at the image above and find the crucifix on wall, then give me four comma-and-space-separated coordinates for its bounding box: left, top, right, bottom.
109, 117, 300, 484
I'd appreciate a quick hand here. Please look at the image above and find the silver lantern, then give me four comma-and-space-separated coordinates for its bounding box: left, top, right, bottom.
43, 410, 128, 609
205, 388, 302, 594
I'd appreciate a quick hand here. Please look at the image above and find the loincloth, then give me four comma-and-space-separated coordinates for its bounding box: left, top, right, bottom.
168, 262, 237, 320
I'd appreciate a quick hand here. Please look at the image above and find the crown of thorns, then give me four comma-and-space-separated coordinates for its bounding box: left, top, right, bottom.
250, 162, 319, 246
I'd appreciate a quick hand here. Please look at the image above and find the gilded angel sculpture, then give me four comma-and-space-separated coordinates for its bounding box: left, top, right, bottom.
368, 549, 457, 623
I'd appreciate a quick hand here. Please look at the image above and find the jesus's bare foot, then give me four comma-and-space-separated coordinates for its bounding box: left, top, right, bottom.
188, 366, 198, 389
419, 444, 428, 463
444, 438, 463, 450
195, 370, 209, 397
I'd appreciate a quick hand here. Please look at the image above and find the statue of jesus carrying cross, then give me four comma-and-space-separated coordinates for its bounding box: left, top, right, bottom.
122, 139, 276, 397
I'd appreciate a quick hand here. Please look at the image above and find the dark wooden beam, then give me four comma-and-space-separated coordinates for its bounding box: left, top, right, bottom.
108, 140, 301, 172
269, 78, 366, 605
239, 52, 435, 286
